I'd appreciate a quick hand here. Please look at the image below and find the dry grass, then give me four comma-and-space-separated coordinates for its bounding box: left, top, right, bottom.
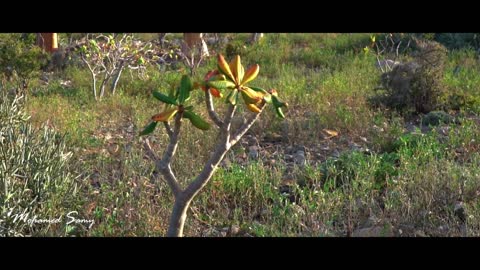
6, 33, 480, 237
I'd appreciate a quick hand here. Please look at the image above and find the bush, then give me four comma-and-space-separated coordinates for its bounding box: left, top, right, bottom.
434, 33, 480, 50
0, 33, 49, 94
225, 40, 248, 59
370, 40, 448, 114
421, 110, 457, 126
0, 94, 80, 236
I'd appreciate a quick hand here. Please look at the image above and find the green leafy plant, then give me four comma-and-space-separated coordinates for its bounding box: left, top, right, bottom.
140, 54, 287, 236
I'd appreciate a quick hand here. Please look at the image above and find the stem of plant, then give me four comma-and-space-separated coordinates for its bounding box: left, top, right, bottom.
164, 101, 267, 237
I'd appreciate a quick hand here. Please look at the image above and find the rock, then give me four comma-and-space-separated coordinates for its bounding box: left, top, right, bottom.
220, 227, 229, 237
291, 204, 306, 216
267, 159, 276, 166
350, 142, 362, 151
293, 150, 306, 167
279, 178, 299, 203
454, 201, 466, 223
352, 225, 394, 237
405, 122, 419, 133
41, 73, 50, 82
244, 134, 258, 146
229, 225, 241, 236
107, 143, 120, 156
438, 225, 449, 234
248, 146, 259, 160
414, 230, 427, 237
206, 37, 217, 46
126, 123, 134, 133
104, 132, 113, 141
264, 132, 283, 143
124, 143, 132, 154
220, 156, 232, 169
59, 80, 72, 87
295, 145, 307, 153
319, 145, 330, 151
362, 215, 380, 228
372, 124, 384, 133
397, 224, 415, 236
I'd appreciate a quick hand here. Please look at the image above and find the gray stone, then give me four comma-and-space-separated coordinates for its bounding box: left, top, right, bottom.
248, 146, 259, 160
230, 225, 240, 236
352, 225, 394, 237
414, 230, 427, 237
332, 149, 340, 159
293, 150, 306, 166
454, 201, 466, 223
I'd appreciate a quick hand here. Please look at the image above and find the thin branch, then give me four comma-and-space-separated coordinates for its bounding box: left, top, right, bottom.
111, 62, 124, 95
144, 116, 183, 198
230, 102, 266, 146
160, 113, 182, 166
222, 104, 236, 135
183, 104, 236, 199
205, 90, 224, 128
157, 162, 181, 198
143, 138, 181, 197
81, 55, 98, 100
143, 138, 159, 160
163, 122, 174, 139
395, 40, 402, 60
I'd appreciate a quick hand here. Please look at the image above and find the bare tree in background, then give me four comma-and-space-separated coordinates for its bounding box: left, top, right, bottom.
181, 33, 210, 76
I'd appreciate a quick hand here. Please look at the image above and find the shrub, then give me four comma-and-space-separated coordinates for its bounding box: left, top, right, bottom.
370, 39, 448, 114
434, 33, 480, 50
421, 110, 457, 126
0, 33, 49, 94
76, 34, 151, 100
0, 94, 81, 236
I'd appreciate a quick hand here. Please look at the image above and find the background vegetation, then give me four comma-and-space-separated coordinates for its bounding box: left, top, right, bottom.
1, 33, 480, 236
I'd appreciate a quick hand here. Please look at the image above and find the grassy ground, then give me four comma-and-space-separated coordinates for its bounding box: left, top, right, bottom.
4, 33, 480, 236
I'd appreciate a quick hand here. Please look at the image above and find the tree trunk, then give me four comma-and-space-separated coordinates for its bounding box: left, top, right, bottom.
99, 72, 111, 99
250, 33, 264, 43
36, 33, 58, 53
111, 63, 125, 95
183, 33, 209, 57
158, 33, 168, 48
166, 195, 192, 237
166, 138, 231, 237
91, 72, 97, 100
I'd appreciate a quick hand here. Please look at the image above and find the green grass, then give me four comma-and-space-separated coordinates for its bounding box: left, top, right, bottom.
4, 33, 480, 237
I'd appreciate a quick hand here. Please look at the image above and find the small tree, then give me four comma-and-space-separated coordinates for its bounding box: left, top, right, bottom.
180, 33, 210, 76
77, 34, 151, 100
140, 54, 287, 236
